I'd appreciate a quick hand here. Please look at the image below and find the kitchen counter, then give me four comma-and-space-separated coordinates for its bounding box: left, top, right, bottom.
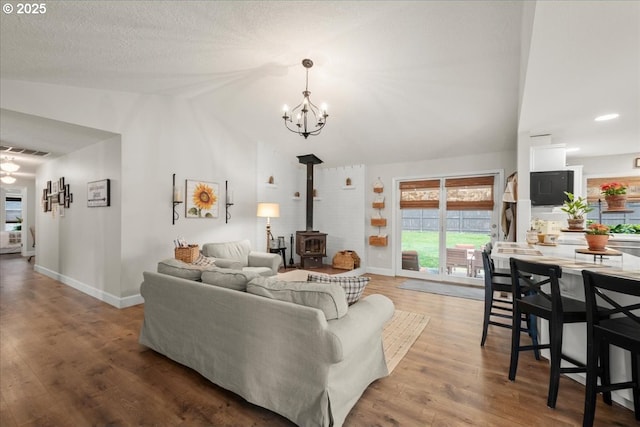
492, 241, 639, 410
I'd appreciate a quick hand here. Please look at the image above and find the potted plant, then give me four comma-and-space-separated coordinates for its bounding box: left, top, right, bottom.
584, 223, 610, 251
600, 182, 628, 211
560, 192, 592, 230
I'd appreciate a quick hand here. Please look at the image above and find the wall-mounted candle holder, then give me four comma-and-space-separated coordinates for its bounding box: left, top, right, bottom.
225, 180, 234, 223
172, 173, 183, 225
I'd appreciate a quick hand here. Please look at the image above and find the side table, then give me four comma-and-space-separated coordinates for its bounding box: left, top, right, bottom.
269, 246, 287, 270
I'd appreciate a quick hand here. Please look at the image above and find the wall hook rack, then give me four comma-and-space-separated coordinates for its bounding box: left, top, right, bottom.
172, 173, 183, 225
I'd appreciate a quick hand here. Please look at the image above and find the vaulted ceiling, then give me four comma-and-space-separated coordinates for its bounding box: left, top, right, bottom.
1, 1, 638, 176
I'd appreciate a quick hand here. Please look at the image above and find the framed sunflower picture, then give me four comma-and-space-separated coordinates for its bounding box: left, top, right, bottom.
185, 180, 219, 219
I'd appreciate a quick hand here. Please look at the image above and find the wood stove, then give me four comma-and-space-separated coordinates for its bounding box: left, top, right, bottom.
296, 231, 327, 268
295, 154, 327, 268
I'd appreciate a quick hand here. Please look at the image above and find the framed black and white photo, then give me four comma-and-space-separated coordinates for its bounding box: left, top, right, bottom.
87, 179, 110, 207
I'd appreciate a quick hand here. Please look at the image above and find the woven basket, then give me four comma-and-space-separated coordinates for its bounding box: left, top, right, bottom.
175, 245, 199, 263
332, 250, 361, 270
369, 235, 388, 247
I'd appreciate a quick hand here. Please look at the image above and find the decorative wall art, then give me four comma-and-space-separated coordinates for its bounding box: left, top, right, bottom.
87, 179, 110, 207
42, 176, 73, 213
185, 179, 219, 218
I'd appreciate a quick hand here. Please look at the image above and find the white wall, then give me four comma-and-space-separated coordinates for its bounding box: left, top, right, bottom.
35, 137, 122, 304
314, 165, 366, 266
366, 150, 517, 275
570, 153, 640, 180
2, 79, 261, 307
255, 144, 366, 267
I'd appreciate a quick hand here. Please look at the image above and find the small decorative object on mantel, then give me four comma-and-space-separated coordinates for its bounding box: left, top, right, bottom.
600, 181, 628, 211
584, 223, 610, 251
345, 177, 352, 186
560, 191, 592, 230
268, 175, 275, 184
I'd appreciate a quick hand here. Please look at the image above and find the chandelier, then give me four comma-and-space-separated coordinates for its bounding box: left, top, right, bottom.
282, 59, 328, 139
1, 173, 16, 184
0, 157, 20, 173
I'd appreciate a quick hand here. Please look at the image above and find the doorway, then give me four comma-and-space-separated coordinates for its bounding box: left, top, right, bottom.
397, 173, 500, 285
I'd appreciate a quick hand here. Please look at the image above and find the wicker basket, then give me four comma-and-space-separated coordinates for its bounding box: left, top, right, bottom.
369, 235, 388, 247
371, 217, 387, 227
332, 250, 361, 270
175, 245, 199, 263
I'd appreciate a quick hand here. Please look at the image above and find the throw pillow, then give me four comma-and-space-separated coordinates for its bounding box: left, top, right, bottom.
201, 268, 259, 291
246, 277, 348, 320
191, 254, 217, 267
307, 274, 370, 304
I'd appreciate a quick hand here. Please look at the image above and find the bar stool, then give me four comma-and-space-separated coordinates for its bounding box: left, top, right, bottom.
582, 270, 640, 426
480, 250, 538, 352
508, 258, 611, 409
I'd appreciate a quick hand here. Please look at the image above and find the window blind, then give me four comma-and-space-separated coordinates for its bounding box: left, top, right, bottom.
399, 176, 495, 210
399, 180, 440, 209
445, 176, 495, 210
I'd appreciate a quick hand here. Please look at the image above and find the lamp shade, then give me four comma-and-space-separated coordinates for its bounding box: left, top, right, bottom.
256, 203, 280, 218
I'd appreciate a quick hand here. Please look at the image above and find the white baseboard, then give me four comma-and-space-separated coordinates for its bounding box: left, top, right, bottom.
34, 265, 143, 309
365, 267, 394, 276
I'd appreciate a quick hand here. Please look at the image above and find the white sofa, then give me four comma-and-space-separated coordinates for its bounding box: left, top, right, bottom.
201, 239, 281, 276
157, 239, 281, 281
139, 270, 394, 427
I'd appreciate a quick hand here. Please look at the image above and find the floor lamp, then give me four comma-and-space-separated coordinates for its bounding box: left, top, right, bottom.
257, 203, 280, 252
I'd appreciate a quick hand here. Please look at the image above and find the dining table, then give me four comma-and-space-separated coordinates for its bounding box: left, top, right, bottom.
491, 241, 640, 411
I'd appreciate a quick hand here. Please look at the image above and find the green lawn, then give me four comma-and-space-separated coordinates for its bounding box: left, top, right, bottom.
402, 231, 491, 269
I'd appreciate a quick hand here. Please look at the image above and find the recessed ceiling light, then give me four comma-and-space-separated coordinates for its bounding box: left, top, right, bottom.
594, 113, 619, 122
565, 147, 580, 153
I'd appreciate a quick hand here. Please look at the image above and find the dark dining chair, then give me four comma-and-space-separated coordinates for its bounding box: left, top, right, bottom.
480, 250, 538, 351
582, 270, 640, 427
483, 242, 510, 277
508, 258, 611, 409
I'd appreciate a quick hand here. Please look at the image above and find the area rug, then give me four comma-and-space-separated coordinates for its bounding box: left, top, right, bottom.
383, 310, 430, 373
399, 279, 484, 301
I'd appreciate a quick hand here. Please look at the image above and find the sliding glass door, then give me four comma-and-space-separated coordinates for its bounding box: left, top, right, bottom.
398, 174, 497, 284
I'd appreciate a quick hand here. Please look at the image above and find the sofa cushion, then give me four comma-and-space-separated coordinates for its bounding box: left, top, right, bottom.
243, 266, 275, 277
201, 240, 251, 267
201, 268, 259, 291
247, 277, 348, 320
157, 258, 213, 281
307, 274, 370, 304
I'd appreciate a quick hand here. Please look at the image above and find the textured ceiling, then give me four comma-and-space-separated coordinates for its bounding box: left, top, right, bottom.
0, 1, 638, 174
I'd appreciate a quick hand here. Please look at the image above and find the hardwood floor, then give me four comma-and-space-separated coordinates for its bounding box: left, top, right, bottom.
0, 255, 636, 426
